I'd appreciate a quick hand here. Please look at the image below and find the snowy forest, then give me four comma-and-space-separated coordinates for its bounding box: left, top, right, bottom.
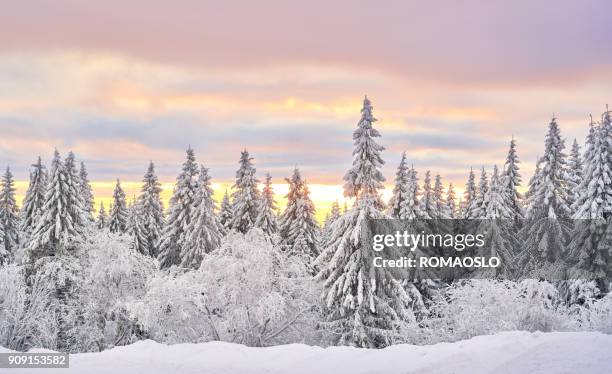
0, 97, 611, 353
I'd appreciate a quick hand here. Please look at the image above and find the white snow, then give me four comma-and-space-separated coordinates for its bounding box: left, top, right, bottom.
2, 331, 611, 374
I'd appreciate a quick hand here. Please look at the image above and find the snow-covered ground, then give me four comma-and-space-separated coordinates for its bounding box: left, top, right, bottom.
2, 331, 610, 374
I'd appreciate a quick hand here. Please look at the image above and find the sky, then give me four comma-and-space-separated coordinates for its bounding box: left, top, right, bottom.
1, 1, 611, 220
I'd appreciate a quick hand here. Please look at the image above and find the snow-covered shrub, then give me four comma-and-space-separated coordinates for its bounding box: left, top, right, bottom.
0, 264, 58, 350
130, 229, 320, 346
427, 280, 570, 342
24, 229, 157, 352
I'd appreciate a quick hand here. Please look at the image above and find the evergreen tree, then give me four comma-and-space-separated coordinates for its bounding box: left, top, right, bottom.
316, 96, 419, 348
230, 150, 260, 233
0, 167, 19, 264
181, 165, 225, 268
574, 113, 612, 218
432, 173, 451, 218
127, 197, 147, 255
64, 152, 87, 229
484, 165, 513, 219
79, 161, 94, 220
29, 150, 81, 255
387, 152, 411, 219
519, 116, 571, 277
404, 166, 423, 219
419, 170, 436, 218
566, 139, 583, 215
108, 179, 128, 233
20, 157, 47, 234
524, 157, 543, 217
279, 168, 318, 256
219, 190, 234, 231
567, 111, 612, 293
96, 202, 108, 229
342, 96, 386, 210
158, 147, 200, 268
328, 201, 341, 225
462, 168, 478, 218
502, 138, 524, 220
138, 161, 165, 257
255, 173, 278, 235
446, 183, 457, 219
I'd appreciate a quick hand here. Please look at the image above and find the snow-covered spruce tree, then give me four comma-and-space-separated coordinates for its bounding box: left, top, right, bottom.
484, 165, 513, 219
219, 190, 234, 232
567, 111, 612, 292
230, 150, 260, 233
387, 152, 411, 219
255, 173, 278, 235
137, 161, 165, 257
29, 150, 83, 256
63, 152, 88, 230
419, 170, 436, 218
470, 167, 489, 218
519, 116, 571, 278
158, 147, 200, 269
278, 168, 319, 257
127, 198, 148, 256
404, 166, 424, 219
462, 167, 478, 218
96, 202, 108, 229
566, 139, 583, 216
109, 179, 128, 233
342, 96, 386, 211
79, 162, 94, 221
477, 165, 518, 276
316, 96, 420, 348
20, 157, 47, 235
502, 138, 524, 220
573, 116, 612, 219
0, 167, 19, 265
524, 157, 543, 216
446, 183, 457, 219
433, 174, 451, 219
181, 165, 224, 269
328, 200, 341, 225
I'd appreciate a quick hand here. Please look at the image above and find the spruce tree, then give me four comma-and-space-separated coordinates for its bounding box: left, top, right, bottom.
279, 168, 318, 256
64, 152, 87, 229
404, 166, 424, 219
316, 96, 418, 348
255, 173, 278, 235
419, 171, 436, 218
79, 161, 94, 220
519, 116, 571, 277
387, 152, 411, 219
342, 96, 386, 211
29, 150, 81, 255
138, 161, 165, 257
108, 179, 128, 233
566, 139, 583, 215
158, 147, 200, 268
96, 202, 108, 229
462, 167, 477, 218
432, 174, 451, 218
502, 138, 524, 220
181, 165, 224, 268
567, 111, 612, 292
230, 150, 260, 233
20, 157, 47, 234
219, 190, 234, 231
446, 183, 457, 219
0, 167, 19, 264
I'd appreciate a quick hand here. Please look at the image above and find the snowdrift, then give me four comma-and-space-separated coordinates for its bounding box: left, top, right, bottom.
2, 331, 611, 374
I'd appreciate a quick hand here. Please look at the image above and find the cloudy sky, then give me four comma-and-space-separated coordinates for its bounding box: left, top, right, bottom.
1, 1, 611, 218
